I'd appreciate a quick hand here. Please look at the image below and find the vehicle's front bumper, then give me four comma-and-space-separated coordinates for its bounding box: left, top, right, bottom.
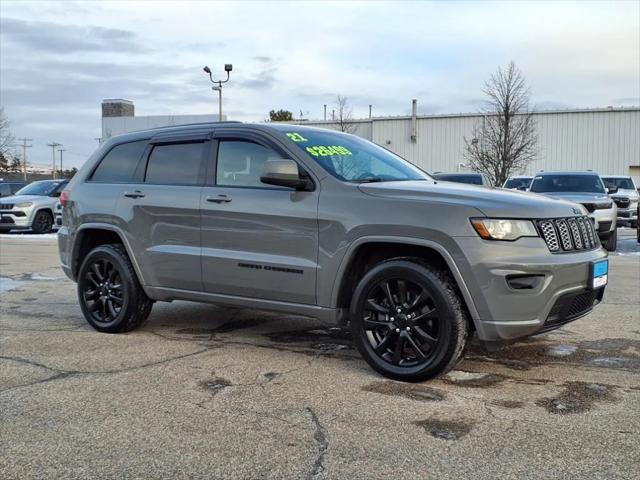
0, 207, 36, 229
615, 203, 638, 226
452, 236, 607, 343
588, 207, 617, 238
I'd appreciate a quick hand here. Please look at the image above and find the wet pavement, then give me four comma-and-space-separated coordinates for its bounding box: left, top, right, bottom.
1, 230, 639, 479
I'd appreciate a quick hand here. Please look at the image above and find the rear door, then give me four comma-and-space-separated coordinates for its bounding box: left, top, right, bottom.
115, 132, 210, 291
200, 129, 319, 304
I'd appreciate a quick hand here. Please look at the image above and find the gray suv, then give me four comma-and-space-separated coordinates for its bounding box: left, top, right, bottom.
58, 123, 608, 381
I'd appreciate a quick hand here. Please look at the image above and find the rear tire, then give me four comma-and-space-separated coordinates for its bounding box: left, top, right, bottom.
349, 258, 469, 382
603, 229, 617, 252
77, 244, 153, 333
32, 210, 53, 234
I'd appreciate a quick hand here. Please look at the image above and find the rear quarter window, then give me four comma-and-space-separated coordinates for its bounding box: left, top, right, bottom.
91, 140, 148, 183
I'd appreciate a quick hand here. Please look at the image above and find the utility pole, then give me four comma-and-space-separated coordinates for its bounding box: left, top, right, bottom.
47, 142, 61, 179
58, 148, 65, 177
323, 104, 327, 121
369, 105, 372, 119
17, 137, 32, 181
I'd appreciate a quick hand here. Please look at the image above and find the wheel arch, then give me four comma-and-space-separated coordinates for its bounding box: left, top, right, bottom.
331, 236, 480, 324
71, 223, 147, 286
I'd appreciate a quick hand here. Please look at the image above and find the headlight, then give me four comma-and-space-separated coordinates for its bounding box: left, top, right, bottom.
15, 201, 33, 208
470, 218, 538, 241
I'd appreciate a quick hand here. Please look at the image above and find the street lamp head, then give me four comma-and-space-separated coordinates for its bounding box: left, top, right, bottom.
224, 63, 233, 72
203, 66, 212, 74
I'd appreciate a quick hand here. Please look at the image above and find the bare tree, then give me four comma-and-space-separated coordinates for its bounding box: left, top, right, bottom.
464, 61, 537, 185
334, 95, 357, 134
0, 107, 15, 160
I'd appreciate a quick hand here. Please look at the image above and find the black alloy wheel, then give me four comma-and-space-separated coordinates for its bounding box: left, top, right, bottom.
32, 211, 53, 234
77, 244, 153, 333
350, 258, 469, 382
83, 258, 125, 324
362, 278, 442, 367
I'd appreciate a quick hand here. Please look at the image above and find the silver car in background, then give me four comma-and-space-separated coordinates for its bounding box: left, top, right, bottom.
601, 175, 639, 228
529, 171, 617, 251
0, 180, 67, 234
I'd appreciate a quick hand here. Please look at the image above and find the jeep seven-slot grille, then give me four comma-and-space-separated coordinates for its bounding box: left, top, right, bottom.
537, 216, 598, 253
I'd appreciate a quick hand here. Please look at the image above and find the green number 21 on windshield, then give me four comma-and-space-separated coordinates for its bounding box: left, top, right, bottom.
286, 132, 308, 142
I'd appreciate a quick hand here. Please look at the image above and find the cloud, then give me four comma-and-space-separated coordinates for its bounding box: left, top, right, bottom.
0, 17, 145, 53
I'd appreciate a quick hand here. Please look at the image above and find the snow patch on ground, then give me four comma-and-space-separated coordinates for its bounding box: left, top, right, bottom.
446, 370, 491, 382
0, 233, 58, 241
0, 277, 28, 293
547, 344, 578, 357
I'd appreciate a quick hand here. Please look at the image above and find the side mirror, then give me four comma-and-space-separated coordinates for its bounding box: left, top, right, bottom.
607, 186, 618, 194
260, 159, 312, 191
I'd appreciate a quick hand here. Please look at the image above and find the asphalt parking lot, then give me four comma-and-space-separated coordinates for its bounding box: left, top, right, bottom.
1, 230, 639, 479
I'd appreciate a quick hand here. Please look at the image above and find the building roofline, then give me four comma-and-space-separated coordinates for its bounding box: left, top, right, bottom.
296, 106, 640, 124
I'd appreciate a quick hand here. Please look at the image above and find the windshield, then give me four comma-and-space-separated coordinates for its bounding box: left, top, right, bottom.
504, 177, 532, 189
433, 174, 482, 185
602, 177, 635, 190
530, 174, 605, 194
282, 129, 430, 182
15, 181, 64, 196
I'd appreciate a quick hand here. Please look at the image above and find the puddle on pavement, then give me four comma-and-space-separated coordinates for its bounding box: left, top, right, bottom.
362, 381, 445, 402
263, 327, 354, 351
443, 371, 505, 388
0, 277, 27, 293
467, 337, 640, 372
535, 381, 617, 414
200, 377, 232, 395
414, 419, 472, 440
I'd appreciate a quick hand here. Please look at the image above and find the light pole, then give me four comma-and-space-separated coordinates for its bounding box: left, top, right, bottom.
58, 148, 65, 177
47, 142, 61, 179
203, 64, 232, 121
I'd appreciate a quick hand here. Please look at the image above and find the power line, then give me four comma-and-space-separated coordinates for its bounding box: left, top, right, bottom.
17, 138, 32, 181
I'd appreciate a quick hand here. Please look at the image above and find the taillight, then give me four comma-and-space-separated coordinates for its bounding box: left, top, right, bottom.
60, 190, 70, 207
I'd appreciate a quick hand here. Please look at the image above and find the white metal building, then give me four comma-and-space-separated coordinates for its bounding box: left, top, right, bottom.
101, 100, 640, 183
296, 107, 640, 182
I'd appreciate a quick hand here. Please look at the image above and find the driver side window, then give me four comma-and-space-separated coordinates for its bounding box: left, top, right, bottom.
216, 140, 287, 188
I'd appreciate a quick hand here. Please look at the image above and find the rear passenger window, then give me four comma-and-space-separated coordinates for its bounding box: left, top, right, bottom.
145, 142, 204, 185
91, 140, 147, 182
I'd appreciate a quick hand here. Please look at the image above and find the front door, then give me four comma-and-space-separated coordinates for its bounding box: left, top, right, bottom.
201, 132, 319, 304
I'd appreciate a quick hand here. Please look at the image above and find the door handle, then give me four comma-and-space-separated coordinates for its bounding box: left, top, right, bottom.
124, 191, 145, 199
206, 195, 232, 204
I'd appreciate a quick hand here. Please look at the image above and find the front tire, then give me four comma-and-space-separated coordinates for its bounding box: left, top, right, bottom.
349, 258, 469, 382
603, 229, 617, 252
31, 210, 53, 234
77, 244, 153, 333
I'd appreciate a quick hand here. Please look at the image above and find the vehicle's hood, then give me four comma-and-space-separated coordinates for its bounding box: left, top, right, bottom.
612, 189, 639, 200
358, 180, 586, 218
0, 194, 47, 205
538, 192, 611, 205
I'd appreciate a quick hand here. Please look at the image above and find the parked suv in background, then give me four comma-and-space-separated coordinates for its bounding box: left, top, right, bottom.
503, 176, 532, 191
0, 180, 67, 234
601, 175, 638, 228
529, 171, 618, 251
58, 123, 608, 381
432, 172, 493, 187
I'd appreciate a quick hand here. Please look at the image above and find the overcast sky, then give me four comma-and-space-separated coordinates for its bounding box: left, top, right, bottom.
1, 0, 639, 168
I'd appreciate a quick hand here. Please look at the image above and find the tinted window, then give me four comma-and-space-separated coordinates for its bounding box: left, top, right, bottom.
282, 128, 429, 182
530, 174, 605, 194
145, 142, 204, 185
602, 177, 635, 190
504, 177, 532, 189
217, 140, 287, 188
433, 174, 483, 185
91, 140, 147, 182
0, 184, 11, 196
